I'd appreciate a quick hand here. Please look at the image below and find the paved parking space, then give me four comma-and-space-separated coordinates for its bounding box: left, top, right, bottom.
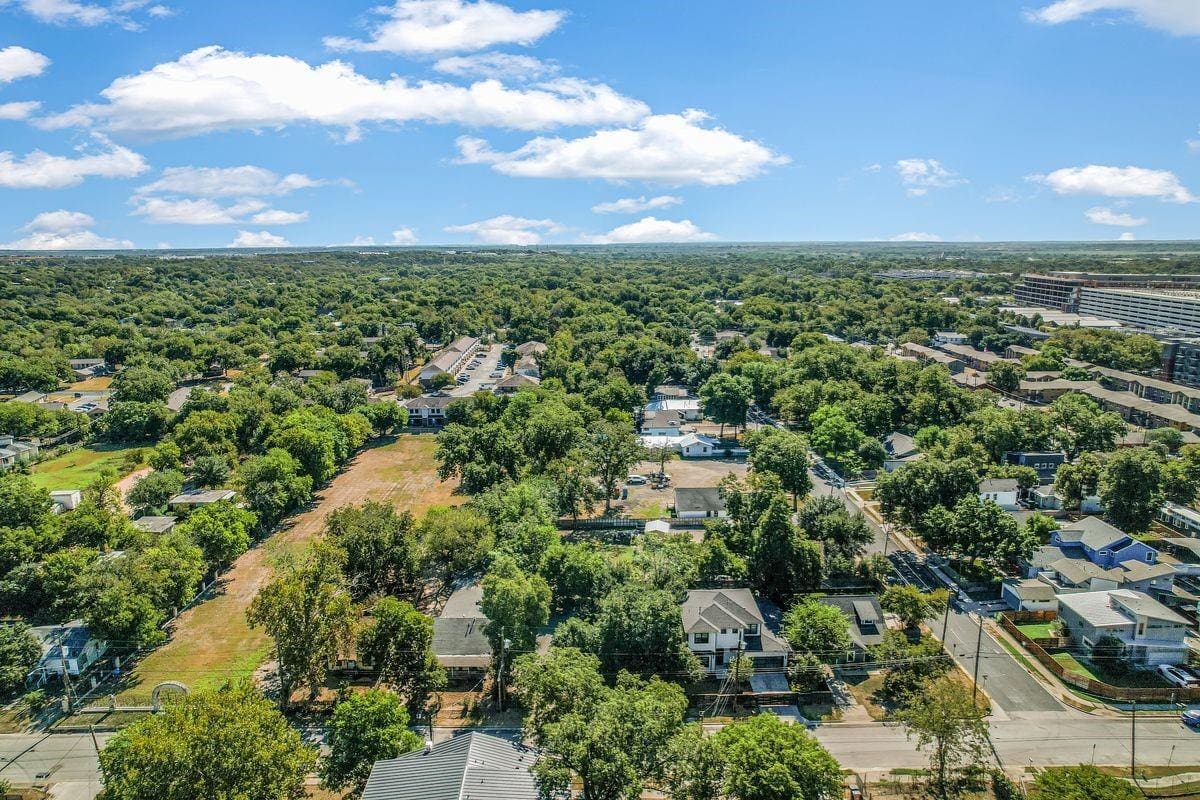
618, 458, 747, 518
449, 344, 505, 395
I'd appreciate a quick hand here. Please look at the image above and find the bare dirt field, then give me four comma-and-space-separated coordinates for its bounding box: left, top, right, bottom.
618, 457, 748, 519
116, 434, 458, 701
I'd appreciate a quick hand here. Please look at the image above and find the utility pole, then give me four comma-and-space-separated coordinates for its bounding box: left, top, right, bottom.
496, 628, 508, 712
1130, 699, 1137, 781
971, 613, 984, 705
940, 596, 952, 643
60, 646, 73, 714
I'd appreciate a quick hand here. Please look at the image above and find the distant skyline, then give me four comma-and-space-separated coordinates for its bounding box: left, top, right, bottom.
0, 0, 1198, 249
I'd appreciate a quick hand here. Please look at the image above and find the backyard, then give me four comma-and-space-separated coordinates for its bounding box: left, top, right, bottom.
1050, 652, 1170, 689
113, 434, 458, 702
29, 443, 145, 491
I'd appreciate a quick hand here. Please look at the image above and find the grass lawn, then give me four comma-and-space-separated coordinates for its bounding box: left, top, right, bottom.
1053, 652, 1099, 680
67, 376, 112, 392
117, 435, 457, 703
30, 443, 145, 491
1051, 652, 1169, 688
1017, 622, 1056, 639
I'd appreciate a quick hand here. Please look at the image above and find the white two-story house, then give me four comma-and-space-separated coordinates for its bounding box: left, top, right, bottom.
681, 589, 790, 676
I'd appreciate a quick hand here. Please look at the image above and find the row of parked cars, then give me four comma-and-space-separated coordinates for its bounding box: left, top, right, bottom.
455, 347, 494, 385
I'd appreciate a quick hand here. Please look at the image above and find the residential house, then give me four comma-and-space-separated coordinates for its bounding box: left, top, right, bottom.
680, 589, 790, 675
26, 621, 108, 685
645, 397, 702, 421
132, 515, 178, 535
0, 436, 38, 468
418, 336, 480, 387
978, 478, 1020, 510
899, 342, 966, 374
817, 595, 887, 662
167, 489, 236, 510
513, 341, 547, 358
933, 331, 968, 346
362, 732, 539, 800
652, 384, 692, 401
935, 343, 1012, 371
68, 358, 108, 380
1055, 590, 1192, 667
431, 617, 491, 683
674, 487, 727, 520
403, 395, 460, 427
882, 432, 921, 472
1051, 517, 1158, 570
1159, 501, 1200, 537
493, 374, 540, 394
1001, 579, 1059, 612
1005, 451, 1067, 483
641, 409, 688, 436
678, 432, 721, 458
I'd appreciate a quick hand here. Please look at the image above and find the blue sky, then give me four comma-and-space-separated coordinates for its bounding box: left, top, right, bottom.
0, 0, 1198, 248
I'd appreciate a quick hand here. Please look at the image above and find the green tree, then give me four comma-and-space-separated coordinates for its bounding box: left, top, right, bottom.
795, 494, 873, 562
320, 689, 424, 798
512, 647, 607, 746
418, 506, 494, 591
357, 597, 446, 713
1099, 448, 1164, 532
746, 427, 812, 509
986, 360, 1025, 393
699, 373, 753, 439
751, 496, 823, 605
326, 502, 420, 599
126, 470, 185, 515
246, 544, 357, 708
591, 584, 702, 681
783, 599, 853, 659
480, 554, 551, 675
0, 622, 41, 696
1032, 766, 1140, 800
714, 712, 843, 800
897, 676, 991, 800
112, 365, 175, 404
584, 415, 646, 514
175, 501, 257, 570
1049, 393, 1127, 458
191, 454, 232, 488
99, 681, 316, 800
237, 448, 313, 524
881, 584, 949, 630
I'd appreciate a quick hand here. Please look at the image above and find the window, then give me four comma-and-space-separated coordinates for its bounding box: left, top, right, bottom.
720, 628, 727, 634
747, 623, 759, 635
693, 632, 709, 645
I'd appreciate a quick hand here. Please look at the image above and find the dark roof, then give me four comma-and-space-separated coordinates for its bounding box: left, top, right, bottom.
883, 432, 917, 459
405, 395, 460, 410
362, 732, 539, 800
432, 617, 490, 659
674, 487, 725, 515
979, 478, 1019, 494
817, 595, 886, 650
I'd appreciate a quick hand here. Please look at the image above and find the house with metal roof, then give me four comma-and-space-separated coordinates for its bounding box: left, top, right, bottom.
362, 732, 539, 800
27, 620, 108, 686
167, 488, 236, 510
680, 589, 790, 675
132, 515, 178, 535
1055, 589, 1192, 667
882, 432, 921, 472
674, 487, 726, 520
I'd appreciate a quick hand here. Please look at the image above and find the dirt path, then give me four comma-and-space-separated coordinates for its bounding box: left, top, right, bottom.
115, 466, 151, 513
116, 434, 458, 700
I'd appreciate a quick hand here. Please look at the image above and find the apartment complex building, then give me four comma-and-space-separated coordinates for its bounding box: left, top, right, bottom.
1013, 272, 1200, 335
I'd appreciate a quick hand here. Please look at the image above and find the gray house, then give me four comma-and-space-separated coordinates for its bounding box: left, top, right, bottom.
362, 732, 538, 800
1055, 590, 1192, 667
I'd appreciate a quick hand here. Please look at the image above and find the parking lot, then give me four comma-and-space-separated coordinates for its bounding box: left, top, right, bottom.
448, 344, 506, 395
616, 457, 748, 519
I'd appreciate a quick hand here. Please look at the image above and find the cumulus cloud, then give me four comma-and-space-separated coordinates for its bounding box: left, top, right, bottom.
249, 209, 308, 225
458, 110, 787, 186
591, 195, 682, 214
325, 0, 565, 55
585, 216, 717, 244
0, 100, 39, 119
0, 45, 49, 83
229, 230, 289, 248
1030, 164, 1196, 203
1119, 231, 1137, 240
894, 159, 966, 196
445, 214, 561, 245
392, 227, 418, 244
130, 197, 269, 225
1, 209, 132, 250
136, 165, 325, 198
0, 137, 147, 189
1085, 206, 1148, 226
40, 46, 647, 139
434, 52, 557, 81
341, 236, 377, 246
1025, 0, 1200, 35
0, 0, 171, 29
889, 231, 943, 242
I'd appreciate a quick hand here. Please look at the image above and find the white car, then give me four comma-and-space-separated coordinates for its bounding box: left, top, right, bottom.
1158, 664, 1199, 688
626, 474, 648, 485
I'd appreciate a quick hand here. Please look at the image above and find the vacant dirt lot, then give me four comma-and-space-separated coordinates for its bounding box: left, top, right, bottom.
619, 457, 748, 519
117, 434, 458, 701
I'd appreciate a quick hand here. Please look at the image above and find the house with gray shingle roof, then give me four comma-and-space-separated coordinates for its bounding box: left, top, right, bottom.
362, 732, 538, 800
681, 588, 790, 675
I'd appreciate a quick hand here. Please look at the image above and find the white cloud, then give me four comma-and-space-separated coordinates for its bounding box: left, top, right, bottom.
0, 45, 49, 83
0, 138, 147, 189
889, 231, 942, 242
585, 216, 717, 244
0, 0, 168, 29
457, 110, 787, 186
392, 227, 418, 244
1, 209, 132, 250
1188, 138, 1200, 153
229, 230, 289, 248
894, 159, 966, 196
1031, 164, 1196, 203
41, 46, 648, 139
1119, 231, 1137, 241
1026, 1, 1200, 35
444, 214, 561, 245
130, 197, 269, 225
433, 52, 557, 81
136, 165, 324, 198
325, 0, 565, 55
249, 208, 308, 225
1085, 206, 1148, 226
591, 195, 683, 214
0, 100, 39, 119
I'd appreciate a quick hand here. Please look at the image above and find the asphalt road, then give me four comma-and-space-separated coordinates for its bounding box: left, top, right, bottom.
0, 732, 110, 800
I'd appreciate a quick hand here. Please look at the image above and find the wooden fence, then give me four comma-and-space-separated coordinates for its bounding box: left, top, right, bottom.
999, 611, 1200, 703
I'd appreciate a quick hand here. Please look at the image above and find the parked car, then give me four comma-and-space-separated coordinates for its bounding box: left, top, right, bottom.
626, 474, 648, 485
1182, 708, 1200, 728
1158, 664, 1199, 688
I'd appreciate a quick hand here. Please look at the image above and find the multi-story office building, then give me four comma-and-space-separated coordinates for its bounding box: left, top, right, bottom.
1013, 273, 1200, 334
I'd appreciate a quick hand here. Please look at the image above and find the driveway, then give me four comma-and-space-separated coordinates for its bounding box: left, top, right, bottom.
448, 344, 505, 396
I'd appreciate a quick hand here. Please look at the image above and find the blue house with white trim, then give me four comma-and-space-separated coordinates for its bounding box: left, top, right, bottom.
1050, 517, 1158, 570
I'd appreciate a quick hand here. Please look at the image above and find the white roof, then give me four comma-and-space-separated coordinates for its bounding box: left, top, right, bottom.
646, 398, 701, 413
